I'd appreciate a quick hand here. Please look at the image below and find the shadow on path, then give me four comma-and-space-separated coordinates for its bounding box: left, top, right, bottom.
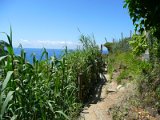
86, 73, 107, 106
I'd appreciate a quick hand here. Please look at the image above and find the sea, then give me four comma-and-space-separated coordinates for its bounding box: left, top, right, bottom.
14, 48, 64, 63
14, 48, 108, 63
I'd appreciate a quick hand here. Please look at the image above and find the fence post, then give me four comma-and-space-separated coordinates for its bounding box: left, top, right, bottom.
78, 73, 83, 101
100, 44, 103, 67
95, 62, 99, 82
101, 44, 103, 54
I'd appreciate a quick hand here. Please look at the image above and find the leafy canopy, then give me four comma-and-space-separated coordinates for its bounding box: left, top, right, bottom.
129, 33, 148, 56
124, 0, 160, 39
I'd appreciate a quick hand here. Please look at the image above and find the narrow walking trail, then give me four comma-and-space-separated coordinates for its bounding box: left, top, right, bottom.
79, 72, 134, 120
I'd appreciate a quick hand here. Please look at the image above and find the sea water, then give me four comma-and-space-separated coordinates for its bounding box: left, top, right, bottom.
14, 48, 64, 63
14, 48, 108, 63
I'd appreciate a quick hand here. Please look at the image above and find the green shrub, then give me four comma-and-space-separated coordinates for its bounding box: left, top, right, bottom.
107, 50, 144, 84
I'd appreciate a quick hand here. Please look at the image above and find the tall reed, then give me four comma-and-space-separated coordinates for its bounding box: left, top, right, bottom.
0, 29, 103, 119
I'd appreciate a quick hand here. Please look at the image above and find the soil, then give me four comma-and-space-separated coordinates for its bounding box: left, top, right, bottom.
78, 70, 135, 120
78, 67, 160, 120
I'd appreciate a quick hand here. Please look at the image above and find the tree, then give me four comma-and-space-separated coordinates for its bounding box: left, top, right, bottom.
129, 33, 148, 56
124, 0, 160, 61
124, 0, 160, 39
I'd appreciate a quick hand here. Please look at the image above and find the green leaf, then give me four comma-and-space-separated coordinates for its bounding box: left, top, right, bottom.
1, 91, 14, 117
0, 56, 7, 62
2, 71, 13, 91
133, 18, 136, 24
123, 3, 127, 8
10, 115, 18, 120
56, 111, 70, 120
7, 46, 14, 56
47, 101, 54, 113
1, 32, 12, 48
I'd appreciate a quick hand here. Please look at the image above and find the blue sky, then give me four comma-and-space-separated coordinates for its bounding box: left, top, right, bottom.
0, 0, 134, 49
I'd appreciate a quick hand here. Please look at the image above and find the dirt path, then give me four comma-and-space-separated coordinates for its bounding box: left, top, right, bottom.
78, 72, 134, 120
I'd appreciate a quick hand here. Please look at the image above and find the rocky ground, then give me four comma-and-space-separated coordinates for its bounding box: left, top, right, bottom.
78, 69, 135, 120
78, 69, 160, 120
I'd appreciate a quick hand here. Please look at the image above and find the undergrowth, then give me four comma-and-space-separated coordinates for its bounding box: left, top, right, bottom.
106, 37, 160, 119
107, 51, 143, 84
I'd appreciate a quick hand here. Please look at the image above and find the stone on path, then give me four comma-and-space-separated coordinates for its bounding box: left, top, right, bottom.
106, 81, 118, 93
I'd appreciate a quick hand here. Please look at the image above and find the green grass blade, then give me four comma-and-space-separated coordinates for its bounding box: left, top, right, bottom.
10, 115, 17, 120
1, 91, 14, 117
0, 56, 7, 62
7, 46, 14, 55
1, 32, 12, 48
2, 71, 13, 91
56, 111, 70, 120
47, 101, 54, 113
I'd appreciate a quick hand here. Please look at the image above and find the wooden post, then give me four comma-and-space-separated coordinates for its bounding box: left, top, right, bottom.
100, 44, 103, 68
78, 73, 83, 101
96, 62, 99, 82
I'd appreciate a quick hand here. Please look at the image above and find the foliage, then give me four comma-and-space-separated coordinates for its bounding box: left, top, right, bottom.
124, 0, 160, 61
124, 1, 160, 110
0, 29, 103, 119
106, 36, 157, 119
0, 71, 14, 120
129, 33, 148, 56
104, 37, 131, 54
0, 40, 8, 57
107, 37, 157, 119
137, 63, 160, 108
124, 0, 160, 39
106, 38, 141, 83
66, 34, 103, 101
107, 51, 143, 84
113, 37, 131, 52
104, 42, 114, 53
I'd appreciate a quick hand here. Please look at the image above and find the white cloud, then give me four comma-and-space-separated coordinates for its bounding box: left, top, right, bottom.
13, 39, 80, 49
